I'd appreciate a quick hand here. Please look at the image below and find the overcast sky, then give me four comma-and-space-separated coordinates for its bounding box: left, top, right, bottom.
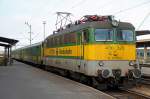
0, 0, 150, 49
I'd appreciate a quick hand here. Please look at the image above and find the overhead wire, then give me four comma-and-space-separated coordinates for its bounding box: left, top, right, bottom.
32, 32, 40, 41
113, 0, 150, 15
137, 11, 150, 30
95, 0, 117, 13
69, 0, 87, 9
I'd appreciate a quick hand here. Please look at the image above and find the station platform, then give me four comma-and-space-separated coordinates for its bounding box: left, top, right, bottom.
0, 61, 114, 99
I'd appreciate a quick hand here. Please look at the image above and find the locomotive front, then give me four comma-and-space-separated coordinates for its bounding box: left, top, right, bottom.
82, 16, 141, 85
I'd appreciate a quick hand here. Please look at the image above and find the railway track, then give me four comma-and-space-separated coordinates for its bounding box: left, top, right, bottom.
104, 88, 150, 99
140, 77, 150, 85
121, 88, 150, 99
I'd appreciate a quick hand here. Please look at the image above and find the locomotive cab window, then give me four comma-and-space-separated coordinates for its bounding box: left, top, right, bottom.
94, 29, 113, 41
117, 29, 134, 41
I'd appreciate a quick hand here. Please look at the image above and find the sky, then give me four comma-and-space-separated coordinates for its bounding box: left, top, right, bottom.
0, 0, 150, 50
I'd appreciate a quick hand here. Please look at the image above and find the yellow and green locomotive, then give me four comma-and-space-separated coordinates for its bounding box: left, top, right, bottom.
13, 15, 141, 89
43, 15, 141, 88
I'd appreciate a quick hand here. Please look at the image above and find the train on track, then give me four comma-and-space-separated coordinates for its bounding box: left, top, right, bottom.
12, 15, 141, 89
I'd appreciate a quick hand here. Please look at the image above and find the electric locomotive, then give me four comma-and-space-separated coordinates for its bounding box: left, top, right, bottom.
43, 15, 141, 89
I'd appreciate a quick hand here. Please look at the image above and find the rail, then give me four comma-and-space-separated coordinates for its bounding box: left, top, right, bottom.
121, 88, 150, 99
140, 77, 150, 85
104, 88, 150, 99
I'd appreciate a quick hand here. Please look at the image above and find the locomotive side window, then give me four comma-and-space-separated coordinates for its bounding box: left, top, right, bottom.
49, 39, 51, 47
64, 33, 77, 44
50, 38, 53, 47
64, 34, 69, 44
94, 29, 113, 41
59, 35, 63, 45
46, 38, 52, 47
117, 30, 133, 41
55, 37, 59, 46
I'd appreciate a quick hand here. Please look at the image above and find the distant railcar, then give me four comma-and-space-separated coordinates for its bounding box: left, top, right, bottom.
12, 42, 43, 65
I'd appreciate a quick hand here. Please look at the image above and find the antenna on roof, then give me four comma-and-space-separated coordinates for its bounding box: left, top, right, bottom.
55, 12, 73, 30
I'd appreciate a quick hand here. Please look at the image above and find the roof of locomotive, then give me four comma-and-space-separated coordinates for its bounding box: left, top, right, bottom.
46, 21, 135, 39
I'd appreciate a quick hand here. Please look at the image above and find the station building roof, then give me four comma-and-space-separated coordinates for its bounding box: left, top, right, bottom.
136, 30, 150, 48
136, 30, 150, 36
0, 37, 18, 47
136, 39, 150, 48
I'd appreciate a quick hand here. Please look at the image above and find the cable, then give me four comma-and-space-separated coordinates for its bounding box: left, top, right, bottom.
32, 33, 40, 40
96, 0, 116, 11
70, 0, 87, 9
137, 11, 150, 30
114, 1, 150, 15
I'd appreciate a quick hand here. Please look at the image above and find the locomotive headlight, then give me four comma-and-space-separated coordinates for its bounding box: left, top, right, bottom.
98, 61, 104, 66
129, 61, 136, 66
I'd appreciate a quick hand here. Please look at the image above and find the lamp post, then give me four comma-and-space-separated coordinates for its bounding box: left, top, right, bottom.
25, 22, 32, 46
43, 21, 46, 40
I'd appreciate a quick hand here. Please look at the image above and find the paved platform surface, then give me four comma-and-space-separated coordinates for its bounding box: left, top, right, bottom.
0, 61, 114, 99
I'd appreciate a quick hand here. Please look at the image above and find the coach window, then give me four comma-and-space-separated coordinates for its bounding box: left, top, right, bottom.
82, 30, 89, 43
